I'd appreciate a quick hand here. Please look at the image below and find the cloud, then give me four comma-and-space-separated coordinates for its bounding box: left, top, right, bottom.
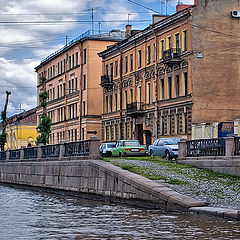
0, 58, 38, 116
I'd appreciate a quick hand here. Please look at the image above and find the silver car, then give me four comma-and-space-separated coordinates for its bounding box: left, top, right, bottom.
148, 138, 182, 160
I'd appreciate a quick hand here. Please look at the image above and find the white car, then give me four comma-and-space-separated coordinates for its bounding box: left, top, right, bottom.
99, 142, 116, 157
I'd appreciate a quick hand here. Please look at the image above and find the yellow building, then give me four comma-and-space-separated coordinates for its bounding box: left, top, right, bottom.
5, 108, 37, 149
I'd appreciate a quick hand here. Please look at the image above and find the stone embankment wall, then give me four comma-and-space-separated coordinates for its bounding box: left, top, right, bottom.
0, 159, 205, 211
178, 158, 240, 177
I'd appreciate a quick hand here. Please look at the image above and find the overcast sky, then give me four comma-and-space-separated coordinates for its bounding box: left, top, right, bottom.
0, 0, 194, 117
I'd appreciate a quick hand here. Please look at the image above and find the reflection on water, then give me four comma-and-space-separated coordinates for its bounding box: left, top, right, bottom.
0, 185, 240, 240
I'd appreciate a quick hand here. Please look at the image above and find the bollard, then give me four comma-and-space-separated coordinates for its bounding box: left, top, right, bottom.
178, 139, 187, 160
89, 136, 100, 159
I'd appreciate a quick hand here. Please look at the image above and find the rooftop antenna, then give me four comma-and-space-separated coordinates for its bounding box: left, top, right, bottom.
16, 104, 25, 112
65, 35, 68, 45
91, 7, 94, 33
98, 21, 101, 34
127, 13, 131, 25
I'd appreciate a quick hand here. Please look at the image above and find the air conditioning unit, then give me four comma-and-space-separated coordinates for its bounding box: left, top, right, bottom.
231, 11, 240, 18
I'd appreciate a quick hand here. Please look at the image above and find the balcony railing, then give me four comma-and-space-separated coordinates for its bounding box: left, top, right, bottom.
162, 48, 182, 66
100, 75, 114, 88
126, 102, 143, 114
186, 138, 225, 157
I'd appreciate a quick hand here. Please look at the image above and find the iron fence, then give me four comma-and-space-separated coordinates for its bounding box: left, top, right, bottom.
234, 137, 240, 155
9, 149, 20, 160
0, 151, 6, 160
41, 144, 60, 158
64, 141, 89, 157
187, 138, 225, 157
23, 147, 38, 159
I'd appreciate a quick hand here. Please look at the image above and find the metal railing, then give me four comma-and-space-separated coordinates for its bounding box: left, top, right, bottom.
126, 102, 143, 113
64, 141, 89, 157
234, 137, 240, 155
41, 144, 60, 158
0, 151, 6, 160
187, 138, 225, 157
163, 48, 181, 60
9, 149, 21, 160
23, 147, 38, 159
100, 75, 114, 88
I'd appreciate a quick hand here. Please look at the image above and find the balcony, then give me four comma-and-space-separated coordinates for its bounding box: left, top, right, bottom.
162, 48, 182, 67
126, 102, 144, 117
100, 75, 114, 89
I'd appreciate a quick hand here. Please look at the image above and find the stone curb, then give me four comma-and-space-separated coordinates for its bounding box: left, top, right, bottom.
189, 207, 240, 220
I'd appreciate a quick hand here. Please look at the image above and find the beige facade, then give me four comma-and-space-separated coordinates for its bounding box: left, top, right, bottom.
99, 0, 240, 145
35, 31, 124, 143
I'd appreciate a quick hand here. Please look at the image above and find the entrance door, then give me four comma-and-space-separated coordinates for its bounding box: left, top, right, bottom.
136, 124, 143, 145
145, 130, 152, 147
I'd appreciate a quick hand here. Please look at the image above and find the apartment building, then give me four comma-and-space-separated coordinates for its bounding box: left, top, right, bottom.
35, 30, 125, 144
99, 0, 240, 145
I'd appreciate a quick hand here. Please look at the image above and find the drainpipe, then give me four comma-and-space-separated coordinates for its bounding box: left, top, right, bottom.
151, 26, 159, 140
78, 43, 83, 140
118, 47, 123, 140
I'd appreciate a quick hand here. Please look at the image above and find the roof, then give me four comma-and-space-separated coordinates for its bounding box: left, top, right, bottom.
35, 30, 126, 70
98, 8, 193, 58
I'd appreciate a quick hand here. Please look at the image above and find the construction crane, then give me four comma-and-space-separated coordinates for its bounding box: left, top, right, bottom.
0, 91, 11, 151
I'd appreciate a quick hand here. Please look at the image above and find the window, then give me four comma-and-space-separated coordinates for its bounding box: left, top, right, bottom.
76, 52, 78, 65
57, 63, 60, 75
69, 56, 71, 69
182, 30, 187, 51
53, 65, 55, 77
60, 61, 62, 73
72, 54, 74, 67
68, 80, 71, 94
175, 33, 180, 49
125, 56, 128, 73
175, 75, 180, 97
64, 59, 66, 72
114, 61, 118, 77
106, 64, 109, 76
130, 54, 133, 72
160, 40, 164, 59
83, 101, 86, 116
184, 72, 188, 96
130, 89, 133, 103
167, 36, 171, 49
137, 86, 142, 103
83, 48, 87, 64
147, 82, 151, 104
168, 77, 172, 99
75, 78, 78, 91
110, 63, 113, 80
83, 75, 86, 90
125, 90, 128, 109
81, 128, 84, 140
138, 50, 142, 68
115, 93, 118, 111
153, 44, 156, 62
75, 129, 77, 141
147, 45, 151, 64
110, 95, 113, 112
105, 96, 108, 113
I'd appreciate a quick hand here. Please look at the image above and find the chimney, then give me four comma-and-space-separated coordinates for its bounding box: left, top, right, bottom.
176, 4, 193, 12
125, 25, 132, 38
152, 15, 167, 24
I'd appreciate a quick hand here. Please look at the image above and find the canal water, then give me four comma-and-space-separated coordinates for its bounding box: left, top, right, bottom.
0, 185, 240, 240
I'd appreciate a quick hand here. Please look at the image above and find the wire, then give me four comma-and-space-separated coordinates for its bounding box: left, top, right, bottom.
128, 0, 160, 14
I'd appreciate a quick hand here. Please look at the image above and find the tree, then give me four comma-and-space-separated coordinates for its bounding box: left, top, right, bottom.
35, 76, 51, 145
0, 91, 11, 151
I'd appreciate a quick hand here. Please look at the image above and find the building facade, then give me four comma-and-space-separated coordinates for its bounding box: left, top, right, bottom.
99, 0, 240, 145
4, 108, 37, 149
35, 30, 125, 144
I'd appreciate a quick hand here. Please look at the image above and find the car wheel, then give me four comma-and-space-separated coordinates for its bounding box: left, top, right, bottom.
109, 152, 112, 157
149, 150, 153, 156
164, 150, 170, 160
119, 152, 123, 157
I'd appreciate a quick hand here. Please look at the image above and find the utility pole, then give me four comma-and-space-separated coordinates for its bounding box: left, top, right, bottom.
0, 91, 11, 151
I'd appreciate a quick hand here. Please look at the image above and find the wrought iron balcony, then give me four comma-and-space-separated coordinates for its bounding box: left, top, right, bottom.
126, 102, 143, 117
100, 75, 114, 89
162, 48, 182, 66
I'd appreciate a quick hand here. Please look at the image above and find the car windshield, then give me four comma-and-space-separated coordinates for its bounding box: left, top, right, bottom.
163, 138, 181, 145
123, 141, 140, 146
107, 143, 116, 148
